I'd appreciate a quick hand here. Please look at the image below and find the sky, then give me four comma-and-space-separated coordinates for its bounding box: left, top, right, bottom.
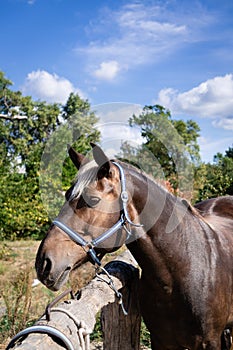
1, 0, 233, 163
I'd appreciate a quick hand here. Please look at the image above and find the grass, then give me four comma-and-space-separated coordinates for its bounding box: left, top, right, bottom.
0, 240, 55, 349
0, 240, 151, 349
1, 266, 32, 339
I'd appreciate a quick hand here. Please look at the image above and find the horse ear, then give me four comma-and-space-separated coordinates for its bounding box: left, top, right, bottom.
67, 144, 87, 170
91, 143, 111, 177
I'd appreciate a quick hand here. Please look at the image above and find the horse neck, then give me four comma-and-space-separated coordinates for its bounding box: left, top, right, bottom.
126, 167, 202, 278
127, 166, 183, 235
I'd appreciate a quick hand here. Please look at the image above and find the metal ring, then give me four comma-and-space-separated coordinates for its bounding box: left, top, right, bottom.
121, 190, 128, 202
6, 325, 75, 350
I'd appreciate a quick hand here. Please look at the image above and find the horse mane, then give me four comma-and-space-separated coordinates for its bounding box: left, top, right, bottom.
69, 160, 99, 200
117, 158, 170, 193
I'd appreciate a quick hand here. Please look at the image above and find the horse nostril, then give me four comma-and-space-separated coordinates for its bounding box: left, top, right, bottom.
42, 257, 52, 279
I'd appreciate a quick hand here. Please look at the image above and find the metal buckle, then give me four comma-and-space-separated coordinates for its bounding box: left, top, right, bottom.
121, 191, 128, 202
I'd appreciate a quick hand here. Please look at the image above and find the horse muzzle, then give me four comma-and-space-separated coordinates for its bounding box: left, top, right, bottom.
35, 254, 72, 291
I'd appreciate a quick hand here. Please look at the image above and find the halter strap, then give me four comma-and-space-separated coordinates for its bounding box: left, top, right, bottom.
53, 161, 142, 266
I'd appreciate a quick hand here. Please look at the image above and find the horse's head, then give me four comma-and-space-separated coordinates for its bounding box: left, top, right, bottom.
35, 144, 138, 291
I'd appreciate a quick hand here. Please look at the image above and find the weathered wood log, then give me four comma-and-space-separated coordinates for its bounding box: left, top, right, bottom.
6, 250, 141, 350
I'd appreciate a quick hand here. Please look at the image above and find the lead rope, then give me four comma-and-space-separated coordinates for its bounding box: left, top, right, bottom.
95, 265, 128, 316
48, 308, 90, 350
44, 289, 90, 350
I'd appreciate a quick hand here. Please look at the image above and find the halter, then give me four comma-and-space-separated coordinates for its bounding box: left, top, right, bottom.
53, 162, 143, 266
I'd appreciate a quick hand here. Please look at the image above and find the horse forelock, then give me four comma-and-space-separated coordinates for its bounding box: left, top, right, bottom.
69, 160, 98, 200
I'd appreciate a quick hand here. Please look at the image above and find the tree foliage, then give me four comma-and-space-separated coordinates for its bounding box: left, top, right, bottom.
0, 71, 100, 239
120, 105, 201, 200
197, 146, 233, 201
61, 93, 100, 188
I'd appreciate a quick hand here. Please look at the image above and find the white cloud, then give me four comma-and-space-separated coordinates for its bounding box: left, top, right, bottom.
93, 61, 120, 80
94, 102, 144, 158
198, 136, 233, 162
212, 117, 233, 131
95, 102, 142, 124
22, 70, 84, 103
157, 74, 233, 128
76, 2, 210, 80
117, 4, 186, 36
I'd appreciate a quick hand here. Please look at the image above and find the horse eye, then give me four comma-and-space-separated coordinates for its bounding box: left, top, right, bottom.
87, 196, 101, 208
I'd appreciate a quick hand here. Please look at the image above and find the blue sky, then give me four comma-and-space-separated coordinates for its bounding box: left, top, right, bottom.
1, 0, 233, 162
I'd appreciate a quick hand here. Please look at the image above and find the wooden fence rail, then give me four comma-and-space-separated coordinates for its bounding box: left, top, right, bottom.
6, 251, 141, 350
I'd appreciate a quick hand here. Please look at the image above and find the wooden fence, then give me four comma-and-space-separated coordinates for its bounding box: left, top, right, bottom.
6, 251, 141, 350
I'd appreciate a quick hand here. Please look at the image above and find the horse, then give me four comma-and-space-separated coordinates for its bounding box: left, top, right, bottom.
36, 143, 233, 350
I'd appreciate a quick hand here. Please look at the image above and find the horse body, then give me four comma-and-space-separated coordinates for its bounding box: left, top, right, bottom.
122, 169, 233, 349
35, 145, 233, 349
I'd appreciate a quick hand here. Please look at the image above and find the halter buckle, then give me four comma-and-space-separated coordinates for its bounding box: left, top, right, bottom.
83, 243, 101, 266
121, 191, 128, 202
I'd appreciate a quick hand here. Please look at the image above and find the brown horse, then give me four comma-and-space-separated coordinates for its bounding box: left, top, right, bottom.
36, 144, 233, 350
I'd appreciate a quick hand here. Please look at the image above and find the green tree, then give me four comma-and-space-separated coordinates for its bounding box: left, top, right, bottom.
0, 71, 61, 239
0, 71, 61, 176
61, 92, 101, 188
0, 71, 100, 239
197, 146, 233, 201
225, 146, 233, 159
121, 105, 201, 199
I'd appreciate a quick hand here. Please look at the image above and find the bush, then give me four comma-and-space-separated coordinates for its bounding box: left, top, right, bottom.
0, 174, 50, 240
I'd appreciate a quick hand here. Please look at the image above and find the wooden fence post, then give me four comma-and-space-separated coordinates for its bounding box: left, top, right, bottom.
6, 250, 141, 350
101, 259, 141, 350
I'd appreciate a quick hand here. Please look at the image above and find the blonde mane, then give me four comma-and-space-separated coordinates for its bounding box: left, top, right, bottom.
71, 160, 98, 199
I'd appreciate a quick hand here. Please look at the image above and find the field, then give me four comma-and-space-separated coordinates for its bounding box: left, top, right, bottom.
0, 240, 151, 349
